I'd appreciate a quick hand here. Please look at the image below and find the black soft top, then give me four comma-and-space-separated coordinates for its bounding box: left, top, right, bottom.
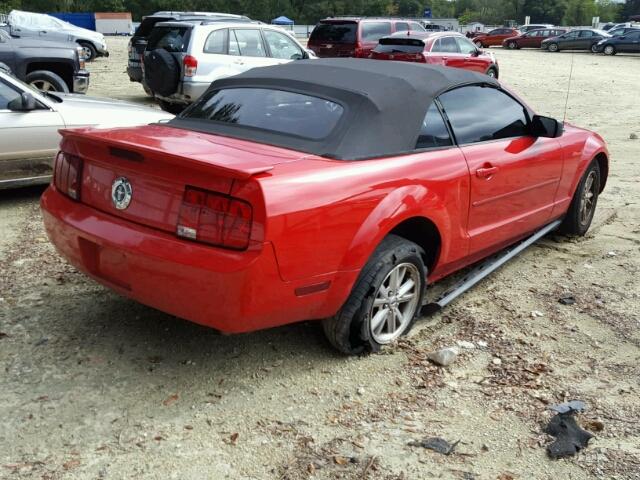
168, 58, 499, 160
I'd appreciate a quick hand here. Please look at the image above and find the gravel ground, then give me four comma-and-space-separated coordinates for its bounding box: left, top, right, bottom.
1, 37, 639, 479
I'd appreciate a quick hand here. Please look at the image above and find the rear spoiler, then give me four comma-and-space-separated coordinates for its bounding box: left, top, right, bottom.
59, 128, 274, 180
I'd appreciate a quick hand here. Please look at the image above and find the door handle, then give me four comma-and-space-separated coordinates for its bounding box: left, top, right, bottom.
476, 166, 498, 178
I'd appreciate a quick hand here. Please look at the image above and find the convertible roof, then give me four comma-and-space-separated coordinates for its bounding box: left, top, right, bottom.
168, 58, 499, 160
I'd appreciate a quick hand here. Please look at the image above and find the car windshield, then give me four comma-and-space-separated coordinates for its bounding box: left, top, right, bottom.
593, 30, 611, 37
182, 88, 344, 140
310, 22, 357, 44
375, 37, 425, 53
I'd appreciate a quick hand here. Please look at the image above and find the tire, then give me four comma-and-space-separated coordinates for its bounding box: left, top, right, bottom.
548, 43, 559, 52
26, 70, 69, 93
142, 82, 153, 96
590, 43, 600, 54
78, 41, 97, 61
144, 49, 180, 97
159, 100, 187, 115
474, 40, 484, 48
507, 41, 518, 49
559, 160, 601, 236
322, 235, 426, 355
603, 45, 616, 55
486, 67, 498, 79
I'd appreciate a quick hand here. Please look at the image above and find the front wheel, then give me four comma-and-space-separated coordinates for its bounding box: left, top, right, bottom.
548, 43, 559, 52
322, 235, 426, 355
486, 67, 498, 78
603, 45, 616, 55
507, 41, 518, 49
559, 160, 601, 236
158, 100, 187, 115
26, 70, 69, 93
78, 42, 97, 61
590, 43, 600, 54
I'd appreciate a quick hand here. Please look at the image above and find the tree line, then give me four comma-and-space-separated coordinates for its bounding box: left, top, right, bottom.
1, 0, 638, 25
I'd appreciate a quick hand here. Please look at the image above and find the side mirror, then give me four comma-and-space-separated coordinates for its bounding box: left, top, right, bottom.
291, 52, 305, 60
531, 114, 563, 138
8, 92, 37, 112
472, 48, 481, 56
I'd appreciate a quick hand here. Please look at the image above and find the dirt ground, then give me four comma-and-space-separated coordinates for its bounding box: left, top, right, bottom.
1, 37, 639, 480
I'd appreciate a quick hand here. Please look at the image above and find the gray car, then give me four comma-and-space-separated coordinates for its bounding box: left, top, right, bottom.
541, 28, 611, 53
0, 70, 173, 189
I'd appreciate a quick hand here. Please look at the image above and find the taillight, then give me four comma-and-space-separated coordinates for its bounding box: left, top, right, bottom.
177, 187, 252, 250
183, 55, 198, 77
416, 53, 427, 63
53, 152, 83, 201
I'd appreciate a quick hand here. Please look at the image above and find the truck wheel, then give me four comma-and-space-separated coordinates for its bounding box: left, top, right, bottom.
322, 235, 426, 355
559, 160, 600, 236
78, 41, 97, 61
26, 71, 69, 93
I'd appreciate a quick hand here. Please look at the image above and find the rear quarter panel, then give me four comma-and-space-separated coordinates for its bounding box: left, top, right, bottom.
257, 148, 471, 282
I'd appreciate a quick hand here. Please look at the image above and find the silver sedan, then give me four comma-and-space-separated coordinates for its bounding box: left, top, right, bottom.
0, 70, 173, 189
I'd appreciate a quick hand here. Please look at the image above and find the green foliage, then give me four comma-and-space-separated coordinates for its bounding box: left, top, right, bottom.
0, 0, 635, 24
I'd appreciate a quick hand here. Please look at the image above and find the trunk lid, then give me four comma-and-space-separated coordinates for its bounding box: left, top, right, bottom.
60, 124, 304, 234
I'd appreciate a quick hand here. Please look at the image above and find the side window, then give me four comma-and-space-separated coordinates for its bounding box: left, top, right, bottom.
232, 29, 267, 57
409, 22, 425, 31
579, 30, 593, 38
204, 29, 227, 54
564, 30, 579, 39
488, 29, 500, 35
439, 86, 529, 144
0, 80, 21, 110
395, 22, 410, 32
361, 22, 392, 42
263, 30, 303, 60
416, 103, 452, 149
456, 36, 477, 54
439, 36, 459, 53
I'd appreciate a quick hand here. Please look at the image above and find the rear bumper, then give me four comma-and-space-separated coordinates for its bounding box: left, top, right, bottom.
156, 81, 210, 105
73, 71, 90, 94
40, 187, 354, 333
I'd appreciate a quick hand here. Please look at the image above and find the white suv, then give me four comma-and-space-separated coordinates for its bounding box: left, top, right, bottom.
143, 20, 314, 113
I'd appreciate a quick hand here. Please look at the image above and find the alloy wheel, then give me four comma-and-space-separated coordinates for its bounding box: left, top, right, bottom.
548, 43, 558, 52
368, 263, 421, 345
579, 171, 597, 225
30, 80, 57, 92
604, 45, 615, 55
508, 41, 517, 49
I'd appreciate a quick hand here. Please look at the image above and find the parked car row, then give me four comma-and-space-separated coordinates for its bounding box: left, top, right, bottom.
472, 23, 640, 55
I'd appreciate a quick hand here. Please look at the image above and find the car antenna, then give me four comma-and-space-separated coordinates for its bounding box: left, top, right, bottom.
562, 53, 575, 123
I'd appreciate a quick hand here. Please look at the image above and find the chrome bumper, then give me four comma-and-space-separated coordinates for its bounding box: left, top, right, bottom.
73, 71, 90, 94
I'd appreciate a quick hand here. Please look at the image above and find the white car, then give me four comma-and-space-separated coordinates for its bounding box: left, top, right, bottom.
142, 20, 315, 113
5, 10, 108, 61
0, 70, 173, 189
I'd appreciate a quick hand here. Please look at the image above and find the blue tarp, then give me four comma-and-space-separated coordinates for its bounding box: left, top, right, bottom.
271, 16, 294, 25
48, 12, 96, 31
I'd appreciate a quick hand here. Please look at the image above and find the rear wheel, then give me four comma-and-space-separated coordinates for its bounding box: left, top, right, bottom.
78, 41, 97, 61
158, 100, 187, 115
559, 160, 601, 236
26, 70, 69, 93
548, 42, 559, 52
603, 45, 616, 55
322, 235, 426, 355
486, 67, 498, 78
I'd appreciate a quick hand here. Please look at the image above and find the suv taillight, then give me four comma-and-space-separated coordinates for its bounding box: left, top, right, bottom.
183, 55, 198, 77
177, 187, 252, 250
53, 152, 83, 201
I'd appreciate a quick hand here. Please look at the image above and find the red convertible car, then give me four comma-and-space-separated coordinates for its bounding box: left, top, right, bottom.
370, 32, 499, 78
41, 59, 608, 354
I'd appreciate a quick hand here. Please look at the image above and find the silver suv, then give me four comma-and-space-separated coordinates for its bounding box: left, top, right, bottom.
143, 20, 313, 113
